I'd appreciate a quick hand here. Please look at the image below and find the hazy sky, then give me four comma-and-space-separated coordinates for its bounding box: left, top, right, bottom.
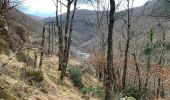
19, 0, 149, 17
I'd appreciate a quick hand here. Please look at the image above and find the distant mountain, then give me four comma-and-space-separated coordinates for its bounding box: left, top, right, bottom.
45, 9, 127, 48
79, 0, 170, 54
27, 14, 44, 22
1, 8, 44, 52
41, 0, 170, 54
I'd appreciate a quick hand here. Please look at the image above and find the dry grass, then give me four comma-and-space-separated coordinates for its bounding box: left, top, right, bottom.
0, 54, 100, 100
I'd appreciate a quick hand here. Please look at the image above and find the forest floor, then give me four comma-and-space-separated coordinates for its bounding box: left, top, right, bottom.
0, 53, 99, 100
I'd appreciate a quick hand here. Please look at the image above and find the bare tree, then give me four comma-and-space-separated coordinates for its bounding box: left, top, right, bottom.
156, 23, 165, 98
0, 0, 22, 15
104, 0, 115, 100
61, 0, 78, 80
55, 0, 63, 71
48, 24, 51, 54
34, 51, 37, 68
54, 0, 78, 80
39, 26, 45, 71
144, 28, 154, 89
122, 0, 135, 90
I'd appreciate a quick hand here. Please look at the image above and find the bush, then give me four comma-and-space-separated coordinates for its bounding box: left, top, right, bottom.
14, 24, 27, 42
125, 85, 154, 100
0, 16, 7, 29
81, 85, 105, 99
126, 86, 139, 99
68, 67, 83, 89
81, 86, 95, 95
22, 69, 44, 85
16, 51, 34, 66
95, 86, 105, 99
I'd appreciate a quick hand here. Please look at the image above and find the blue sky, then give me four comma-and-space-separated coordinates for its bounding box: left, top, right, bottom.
19, 0, 149, 18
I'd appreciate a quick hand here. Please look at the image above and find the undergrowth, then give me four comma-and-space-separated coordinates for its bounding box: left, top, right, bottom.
16, 51, 34, 66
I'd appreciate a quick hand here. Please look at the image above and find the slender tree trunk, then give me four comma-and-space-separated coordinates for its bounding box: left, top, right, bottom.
104, 0, 115, 100
26, 35, 30, 67
60, 1, 71, 80
160, 80, 165, 98
133, 53, 141, 99
60, 0, 78, 80
48, 25, 51, 54
144, 54, 151, 89
144, 29, 154, 91
122, 39, 130, 90
156, 31, 165, 98
65, 0, 78, 71
122, 0, 130, 90
34, 51, 37, 68
56, 0, 63, 71
52, 19, 54, 54
39, 26, 45, 71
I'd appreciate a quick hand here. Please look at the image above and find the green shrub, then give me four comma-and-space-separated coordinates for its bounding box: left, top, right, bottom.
126, 86, 139, 99
81, 86, 95, 95
68, 67, 83, 89
0, 16, 7, 29
125, 85, 154, 100
16, 51, 34, 66
95, 86, 105, 99
23, 69, 44, 85
47, 74, 62, 85
81, 85, 105, 99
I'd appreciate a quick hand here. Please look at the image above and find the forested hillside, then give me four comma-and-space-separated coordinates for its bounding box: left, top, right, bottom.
0, 0, 170, 100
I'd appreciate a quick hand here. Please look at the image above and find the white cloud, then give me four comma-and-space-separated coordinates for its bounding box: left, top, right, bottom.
20, 0, 149, 17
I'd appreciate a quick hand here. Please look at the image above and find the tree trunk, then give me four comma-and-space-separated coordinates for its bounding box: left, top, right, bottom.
144, 53, 151, 89
39, 26, 45, 71
60, 0, 78, 80
34, 51, 37, 68
122, 39, 130, 90
104, 0, 115, 100
56, 0, 63, 71
133, 53, 141, 99
122, 0, 130, 90
60, 1, 71, 80
156, 31, 165, 98
48, 25, 51, 54
51, 20, 54, 54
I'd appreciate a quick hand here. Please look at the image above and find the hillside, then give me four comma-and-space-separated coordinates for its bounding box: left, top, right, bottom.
0, 4, 101, 100
44, 0, 170, 53
1, 0, 170, 99
45, 9, 127, 48
0, 53, 100, 100
0, 8, 44, 53
79, 0, 170, 53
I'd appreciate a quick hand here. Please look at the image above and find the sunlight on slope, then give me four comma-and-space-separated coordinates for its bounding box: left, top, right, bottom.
0, 53, 99, 100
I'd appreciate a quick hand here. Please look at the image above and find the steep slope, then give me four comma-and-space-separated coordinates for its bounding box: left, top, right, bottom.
80, 0, 170, 54
0, 54, 99, 100
0, 8, 44, 53
0, 7, 101, 100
